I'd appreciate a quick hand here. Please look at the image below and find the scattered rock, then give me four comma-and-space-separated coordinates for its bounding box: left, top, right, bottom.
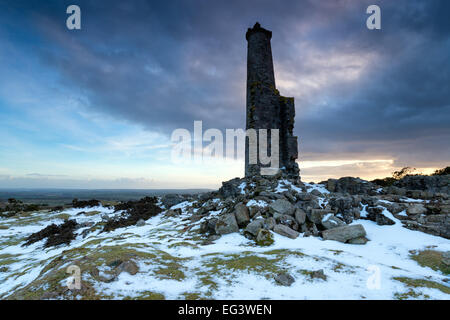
198, 191, 215, 201
215, 214, 239, 235
406, 203, 427, 215
322, 224, 367, 244
310, 269, 327, 281
219, 178, 242, 198
278, 214, 299, 231
255, 229, 274, 246
294, 208, 306, 225
347, 236, 369, 244
326, 177, 376, 195
161, 194, 185, 209
248, 206, 260, 218
245, 219, 265, 237
307, 209, 327, 224
234, 202, 250, 227
208, 234, 221, 241
273, 224, 299, 239
200, 218, 218, 234
442, 251, 450, 266
366, 207, 395, 226
164, 209, 181, 217
269, 199, 295, 216
264, 217, 276, 230
394, 174, 450, 194
377, 201, 405, 215
274, 273, 295, 286
310, 189, 323, 197
117, 260, 139, 275
321, 214, 345, 229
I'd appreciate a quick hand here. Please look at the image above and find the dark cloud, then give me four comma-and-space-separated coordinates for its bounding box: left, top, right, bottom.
1, 0, 449, 167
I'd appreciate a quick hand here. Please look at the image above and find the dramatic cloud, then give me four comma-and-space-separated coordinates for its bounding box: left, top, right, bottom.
0, 0, 448, 187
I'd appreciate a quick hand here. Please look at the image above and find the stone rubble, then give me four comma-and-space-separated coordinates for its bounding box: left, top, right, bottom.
158, 173, 450, 246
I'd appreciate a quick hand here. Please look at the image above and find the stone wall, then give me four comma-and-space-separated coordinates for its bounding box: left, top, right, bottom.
245, 23, 299, 179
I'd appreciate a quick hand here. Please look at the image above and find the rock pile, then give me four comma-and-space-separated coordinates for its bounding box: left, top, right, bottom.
19, 173, 449, 249
167, 173, 450, 245
187, 173, 370, 245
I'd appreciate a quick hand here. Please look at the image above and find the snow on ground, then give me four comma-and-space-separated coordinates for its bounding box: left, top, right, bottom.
246, 200, 268, 207
304, 182, 330, 194
0, 189, 449, 300
238, 182, 247, 195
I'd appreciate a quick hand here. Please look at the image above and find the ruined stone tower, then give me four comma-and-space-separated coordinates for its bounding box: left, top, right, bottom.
245, 22, 300, 179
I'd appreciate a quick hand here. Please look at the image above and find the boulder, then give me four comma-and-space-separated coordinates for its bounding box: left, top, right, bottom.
136, 219, 145, 227
310, 189, 323, 197
321, 214, 345, 229
248, 206, 260, 218
393, 174, 450, 194
198, 191, 215, 201
273, 224, 299, 239
282, 191, 296, 203
327, 177, 376, 195
245, 219, 265, 237
406, 203, 427, 215
215, 214, 239, 235
274, 273, 295, 286
296, 193, 314, 201
310, 269, 327, 281
311, 223, 320, 236
264, 217, 276, 230
117, 260, 139, 276
294, 208, 306, 224
326, 179, 337, 192
347, 236, 369, 244
307, 209, 328, 224
377, 201, 406, 215
328, 196, 357, 224
260, 191, 284, 199
218, 178, 242, 198
366, 207, 395, 226
255, 229, 274, 246
278, 214, 299, 231
442, 251, 450, 266
234, 202, 250, 227
164, 209, 180, 217
322, 224, 367, 243
269, 199, 295, 216
161, 194, 185, 209
200, 218, 218, 234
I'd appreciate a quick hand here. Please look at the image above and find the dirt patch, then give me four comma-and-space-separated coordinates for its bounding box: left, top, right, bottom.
23, 219, 79, 248
103, 197, 162, 232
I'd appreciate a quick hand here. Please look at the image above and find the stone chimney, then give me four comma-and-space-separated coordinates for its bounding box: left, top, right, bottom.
245, 22, 300, 179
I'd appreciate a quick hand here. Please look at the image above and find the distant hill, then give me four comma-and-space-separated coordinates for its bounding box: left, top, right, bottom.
0, 188, 212, 205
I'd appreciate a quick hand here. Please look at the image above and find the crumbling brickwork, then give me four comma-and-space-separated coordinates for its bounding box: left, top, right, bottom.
245, 23, 300, 179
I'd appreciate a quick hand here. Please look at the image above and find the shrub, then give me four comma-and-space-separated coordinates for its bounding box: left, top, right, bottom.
432, 166, 450, 176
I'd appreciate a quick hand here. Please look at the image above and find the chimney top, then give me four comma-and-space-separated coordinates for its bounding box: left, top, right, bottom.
246, 22, 272, 41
